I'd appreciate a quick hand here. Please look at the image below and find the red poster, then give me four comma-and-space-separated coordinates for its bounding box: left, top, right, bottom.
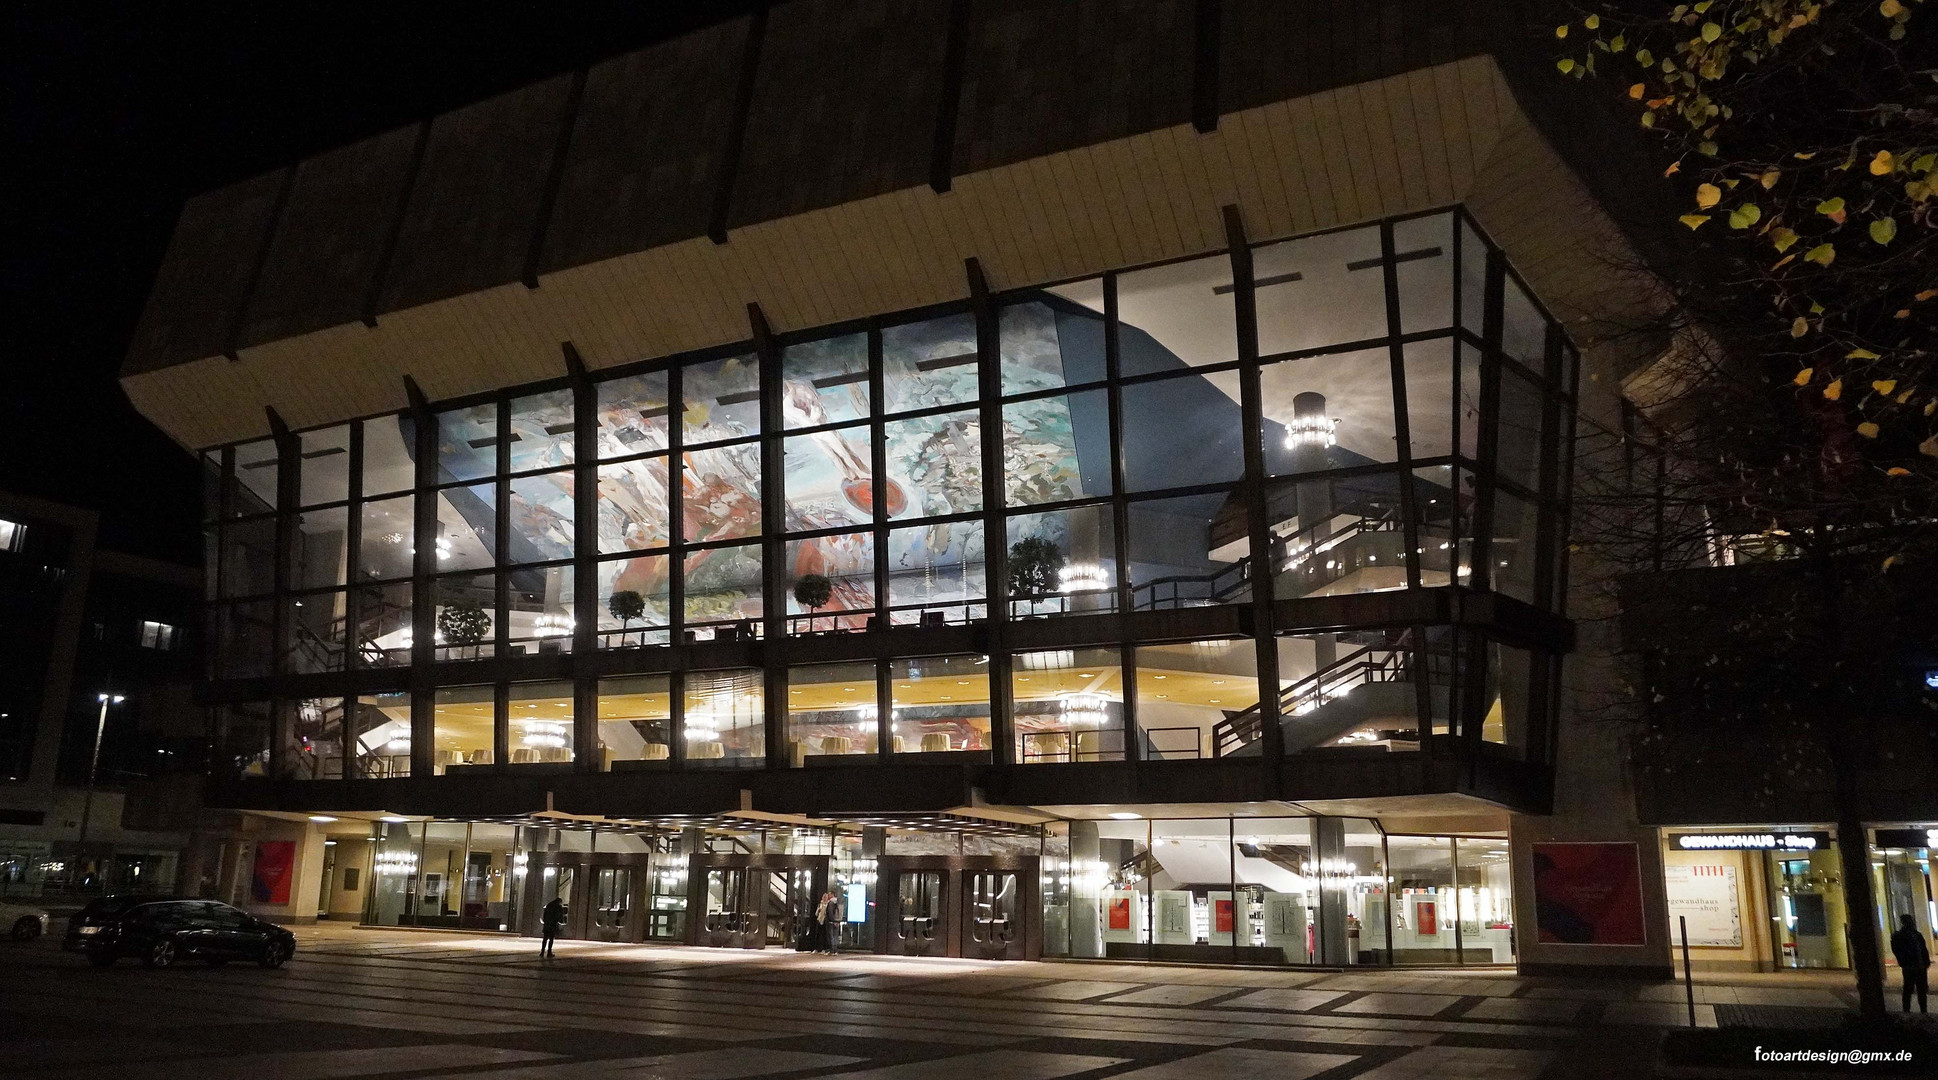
1531, 841, 1646, 945
1416, 900, 1438, 937
1107, 897, 1131, 930
252, 840, 296, 905
1214, 899, 1234, 934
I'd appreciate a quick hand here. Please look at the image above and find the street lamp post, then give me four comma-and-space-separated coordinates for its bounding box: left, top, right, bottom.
75, 694, 125, 871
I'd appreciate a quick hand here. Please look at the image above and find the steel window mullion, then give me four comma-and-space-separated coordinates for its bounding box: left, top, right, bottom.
969, 260, 1013, 766
1379, 220, 1423, 591
409, 400, 437, 777
753, 316, 786, 768
869, 326, 889, 632
495, 399, 512, 661
1105, 274, 1131, 621
1226, 206, 1283, 772
1471, 251, 1507, 595
667, 362, 686, 652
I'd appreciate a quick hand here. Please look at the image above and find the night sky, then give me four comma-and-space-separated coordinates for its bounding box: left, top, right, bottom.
6, 3, 754, 566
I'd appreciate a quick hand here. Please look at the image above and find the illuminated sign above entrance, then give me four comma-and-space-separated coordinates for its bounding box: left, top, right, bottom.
1674, 831, 1831, 852
1872, 828, 1938, 850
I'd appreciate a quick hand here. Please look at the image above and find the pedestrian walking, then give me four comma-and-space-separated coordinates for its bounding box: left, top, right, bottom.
815, 890, 841, 954
540, 895, 567, 959
1891, 912, 1930, 1014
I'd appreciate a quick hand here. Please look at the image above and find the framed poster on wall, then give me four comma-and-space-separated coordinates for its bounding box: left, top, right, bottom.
1214, 899, 1234, 934
1664, 864, 1742, 948
251, 841, 296, 905
1531, 842, 1646, 945
1107, 896, 1131, 931
1417, 899, 1438, 938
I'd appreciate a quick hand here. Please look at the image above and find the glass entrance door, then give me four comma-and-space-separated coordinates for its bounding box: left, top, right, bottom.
591, 867, 633, 941
766, 869, 812, 948
704, 868, 750, 944
965, 872, 1022, 959
894, 871, 944, 955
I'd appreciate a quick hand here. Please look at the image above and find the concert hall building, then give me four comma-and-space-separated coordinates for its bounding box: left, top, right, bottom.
118, 1, 1720, 975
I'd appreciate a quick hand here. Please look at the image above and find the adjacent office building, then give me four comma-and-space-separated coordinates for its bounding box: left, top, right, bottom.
0, 491, 202, 898
117, 1, 1933, 974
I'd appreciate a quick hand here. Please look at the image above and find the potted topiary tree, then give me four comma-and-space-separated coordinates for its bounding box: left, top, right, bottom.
607, 590, 645, 647
792, 573, 833, 633
1007, 537, 1064, 614
436, 599, 491, 658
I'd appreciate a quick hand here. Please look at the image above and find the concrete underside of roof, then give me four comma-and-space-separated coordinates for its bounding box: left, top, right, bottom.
124, 54, 1662, 452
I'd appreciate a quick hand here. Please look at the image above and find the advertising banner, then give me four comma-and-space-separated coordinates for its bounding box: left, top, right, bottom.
1107, 896, 1131, 931
252, 840, 296, 905
1664, 863, 1742, 948
1531, 841, 1646, 945
1214, 899, 1234, 934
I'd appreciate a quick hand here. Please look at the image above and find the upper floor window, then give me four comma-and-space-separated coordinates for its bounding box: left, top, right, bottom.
139, 620, 178, 651
0, 518, 23, 552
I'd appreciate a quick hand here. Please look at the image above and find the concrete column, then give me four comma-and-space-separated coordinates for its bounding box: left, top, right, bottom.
1314, 817, 1350, 964
1069, 820, 1103, 958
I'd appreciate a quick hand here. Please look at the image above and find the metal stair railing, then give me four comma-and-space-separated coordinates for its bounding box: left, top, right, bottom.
1211, 643, 1419, 758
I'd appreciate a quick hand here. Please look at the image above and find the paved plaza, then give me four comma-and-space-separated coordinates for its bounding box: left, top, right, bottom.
0, 924, 1892, 1080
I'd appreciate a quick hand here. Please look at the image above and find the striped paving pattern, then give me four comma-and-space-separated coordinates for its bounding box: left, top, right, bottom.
0, 925, 1845, 1079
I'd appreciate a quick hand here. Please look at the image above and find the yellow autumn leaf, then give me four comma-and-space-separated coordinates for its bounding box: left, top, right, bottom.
1804, 243, 1835, 266
1771, 227, 1799, 252
1629, 82, 1645, 100
1847, 348, 1881, 360
1816, 196, 1845, 216
1701, 22, 1722, 42
1856, 422, 1880, 439
1791, 318, 1809, 338
1887, 467, 1911, 477
1824, 379, 1843, 400
1919, 289, 1938, 302
1729, 204, 1761, 229
1585, 14, 1601, 29
1558, 58, 1575, 74
1898, 389, 1915, 404
1922, 431, 1938, 455
1873, 380, 1898, 395
1869, 217, 1897, 245
1793, 367, 1814, 385
1870, 150, 1894, 175
1881, 0, 1905, 16
1664, 161, 1682, 177
1679, 214, 1712, 230
1883, 554, 1900, 571
1695, 183, 1722, 208
1759, 169, 1779, 189
1556, 24, 1569, 38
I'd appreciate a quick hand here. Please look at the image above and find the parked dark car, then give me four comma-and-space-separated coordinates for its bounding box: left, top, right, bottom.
63, 897, 294, 969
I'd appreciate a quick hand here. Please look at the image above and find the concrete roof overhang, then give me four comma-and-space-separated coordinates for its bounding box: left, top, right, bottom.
124, 55, 1663, 452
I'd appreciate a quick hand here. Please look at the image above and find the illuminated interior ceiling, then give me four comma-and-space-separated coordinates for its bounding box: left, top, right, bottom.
417, 658, 1265, 745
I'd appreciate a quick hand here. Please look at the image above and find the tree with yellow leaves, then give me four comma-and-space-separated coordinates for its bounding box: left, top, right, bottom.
1555, 0, 1936, 1022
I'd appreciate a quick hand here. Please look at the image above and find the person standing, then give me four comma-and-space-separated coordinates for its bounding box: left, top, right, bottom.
815, 890, 841, 954
1891, 913, 1930, 1014
540, 895, 567, 959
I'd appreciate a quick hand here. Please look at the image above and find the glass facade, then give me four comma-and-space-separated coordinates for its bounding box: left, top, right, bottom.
200, 208, 1572, 778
